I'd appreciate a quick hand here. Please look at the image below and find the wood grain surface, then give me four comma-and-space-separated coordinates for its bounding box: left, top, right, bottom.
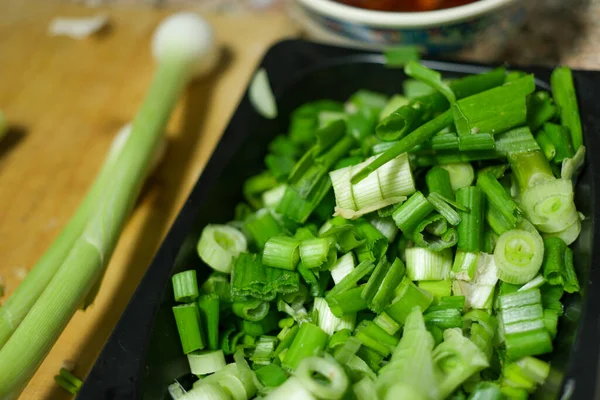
0, 2, 298, 398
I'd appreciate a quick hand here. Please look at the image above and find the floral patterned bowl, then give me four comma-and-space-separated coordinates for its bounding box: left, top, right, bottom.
292, 0, 527, 55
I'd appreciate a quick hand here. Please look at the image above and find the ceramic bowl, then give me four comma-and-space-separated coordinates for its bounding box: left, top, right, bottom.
291, 0, 527, 54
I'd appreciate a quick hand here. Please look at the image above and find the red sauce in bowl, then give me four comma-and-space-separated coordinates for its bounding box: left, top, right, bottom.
335, 0, 477, 12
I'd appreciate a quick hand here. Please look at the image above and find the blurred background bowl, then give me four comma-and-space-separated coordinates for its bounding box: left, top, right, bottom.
289, 0, 529, 55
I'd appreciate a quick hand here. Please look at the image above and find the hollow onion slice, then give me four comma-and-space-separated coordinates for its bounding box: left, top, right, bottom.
249, 68, 277, 119
264, 376, 315, 400
440, 163, 474, 191
295, 356, 349, 400
197, 224, 247, 273
521, 179, 578, 234
543, 218, 582, 246
188, 350, 227, 376
494, 229, 544, 284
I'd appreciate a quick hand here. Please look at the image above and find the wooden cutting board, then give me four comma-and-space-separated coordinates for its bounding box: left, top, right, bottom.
0, 2, 298, 398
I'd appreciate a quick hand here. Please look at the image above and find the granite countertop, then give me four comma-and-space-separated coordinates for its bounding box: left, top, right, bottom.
465, 0, 600, 70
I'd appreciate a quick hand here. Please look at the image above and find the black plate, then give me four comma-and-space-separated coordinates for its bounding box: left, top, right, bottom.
78, 40, 600, 400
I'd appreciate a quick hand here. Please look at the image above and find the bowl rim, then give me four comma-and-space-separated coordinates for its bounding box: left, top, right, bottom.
296, 0, 521, 28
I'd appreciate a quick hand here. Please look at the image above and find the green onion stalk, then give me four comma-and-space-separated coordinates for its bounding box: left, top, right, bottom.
0, 12, 218, 398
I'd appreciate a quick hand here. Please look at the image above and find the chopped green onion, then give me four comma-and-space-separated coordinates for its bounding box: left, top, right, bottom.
255, 364, 288, 388
551, 66, 583, 149
498, 289, 553, 360
250, 335, 278, 365
563, 246, 580, 293
373, 312, 401, 336
367, 216, 399, 243
232, 299, 270, 322
458, 133, 496, 151
313, 297, 355, 335
264, 377, 315, 400
418, 280, 452, 303
241, 310, 279, 337
262, 184, 287, 208
494, 229, 544, 284
542, 123, 574, 162
276, 176, 332, 224
520, 179, 579, 235
541, 237, 566, 286
508, 150, 554, 192
405, 61, 455, 103
456, 186, 484, 252
297, 263, 321, 297
330, 153, 414, 219
518, 275, 546, 292
330, 252, 356, 284
244, 210, 284, 249
328, 329, 352, 351
383, 46, 420, 67
453, 75, 535, 136
327, 260, 375, 300
453, 253, 498, 310
433, 328, 489, 398
406, 247, 453, 281
426, 166, 455, 200
440, 163, 474, 191
452, 250, 479, 281
54, 368, 83, 395
172, 270, 199, 303
274, 324, 299, 357
351, 109, 454, 184
431, 132, 459, 151
197, 294, 219, 350
385, 277, 433, 325
535, 129, 557, 161
478, 172, 521, 231
501, 356, 550, 392
392, 191, 434, 232
173, 303, 205, 354
167, 381, 185, 399
347, 90, 388, 117
197, 225, 247, 274
527, 91, 556, 132
188, 350, 227, 376
353, 377, 377, 400
374, 68, 506, 148
202, 273, 232, 305
561, 145, 586, 183
249, 68, 277, 119
494, 127, 540, 156
362, 258, 405, 313
231, 253, 299, 301
244, 172, 279, 209
428, 193, 461, 226
378, 95, 409, 122
327, 286, 369, 318
262, 236, 300, 271
299, 238, 334, 269
355, 320, 398, 357
283, 323, 329, 370
376, 307, 439, 400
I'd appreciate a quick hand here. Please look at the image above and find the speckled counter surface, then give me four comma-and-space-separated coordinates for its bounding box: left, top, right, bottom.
462, 0, 600, 69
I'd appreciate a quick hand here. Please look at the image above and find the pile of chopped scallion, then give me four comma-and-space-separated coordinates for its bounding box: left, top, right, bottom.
168, 60, 585, 400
